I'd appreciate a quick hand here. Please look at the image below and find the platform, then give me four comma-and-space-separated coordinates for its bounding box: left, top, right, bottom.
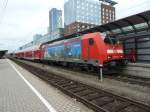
0, 59, 92, 112
128, 62, 150, 68
122, 62, 150, 78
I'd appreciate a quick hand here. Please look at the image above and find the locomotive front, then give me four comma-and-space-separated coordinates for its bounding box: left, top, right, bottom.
103, 34, 125, 67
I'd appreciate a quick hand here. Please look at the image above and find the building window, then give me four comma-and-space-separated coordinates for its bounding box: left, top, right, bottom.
106, 13, 108, 16
103, 8, 104, 11
82, 25, 85, 28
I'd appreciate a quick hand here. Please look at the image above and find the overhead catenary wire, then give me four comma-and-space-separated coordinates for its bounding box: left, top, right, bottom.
0, 0, 9, 24
3, 0, 8, 10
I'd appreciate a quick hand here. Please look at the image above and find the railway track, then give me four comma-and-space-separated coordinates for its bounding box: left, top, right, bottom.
12, 59, 150, 112
41, 62, 150, 88
105, 75, 150, 87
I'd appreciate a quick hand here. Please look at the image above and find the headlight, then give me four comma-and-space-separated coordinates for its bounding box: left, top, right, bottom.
107, 49, 114, 53
117, 50, 123, 53
108, 55, 112, 59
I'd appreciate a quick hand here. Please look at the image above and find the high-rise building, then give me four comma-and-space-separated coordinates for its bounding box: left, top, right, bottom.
49, 8, 62, 33
64, 0, 101, 26
99, 0, 117, 24
64, 0, 117, 36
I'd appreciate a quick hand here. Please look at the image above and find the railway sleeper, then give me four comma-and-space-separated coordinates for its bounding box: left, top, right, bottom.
83, 93, 105, 101
70, 87, 86, 93
76, 90, 94, 96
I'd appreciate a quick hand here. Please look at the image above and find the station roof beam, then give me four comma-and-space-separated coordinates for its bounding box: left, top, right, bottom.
136, 14, 150, 30
123, 19, 137, 33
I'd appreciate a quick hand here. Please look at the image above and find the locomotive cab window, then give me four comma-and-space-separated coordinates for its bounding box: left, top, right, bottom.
89, 38, 94, 46
104, 35, 117, 45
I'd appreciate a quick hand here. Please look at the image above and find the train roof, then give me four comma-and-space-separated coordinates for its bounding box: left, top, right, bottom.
15, 44, 42, 53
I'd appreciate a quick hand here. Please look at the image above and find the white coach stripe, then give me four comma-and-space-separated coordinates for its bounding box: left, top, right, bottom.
7, 60, 57, 112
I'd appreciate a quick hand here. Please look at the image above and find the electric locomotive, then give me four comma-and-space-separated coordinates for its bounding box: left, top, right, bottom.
43, 32, 124, 68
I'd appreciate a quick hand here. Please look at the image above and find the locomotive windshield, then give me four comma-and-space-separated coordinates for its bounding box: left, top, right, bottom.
104, 35, 117, 45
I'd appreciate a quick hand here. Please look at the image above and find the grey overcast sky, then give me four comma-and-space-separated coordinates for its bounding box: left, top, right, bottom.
0, 0, 149, 51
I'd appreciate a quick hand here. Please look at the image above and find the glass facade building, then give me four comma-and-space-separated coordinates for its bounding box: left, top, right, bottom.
64, 0, 101, 26
49, 8, 62, 33
50, 28, 64, 40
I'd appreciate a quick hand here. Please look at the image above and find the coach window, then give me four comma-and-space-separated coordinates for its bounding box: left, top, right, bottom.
89, 38, 94, 46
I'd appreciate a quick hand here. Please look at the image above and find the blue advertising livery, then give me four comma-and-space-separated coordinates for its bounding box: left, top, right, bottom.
44, 38, 81, 60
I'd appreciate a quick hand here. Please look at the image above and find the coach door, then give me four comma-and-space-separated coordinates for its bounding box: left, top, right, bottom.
82, 38, 89, 60
82, 38, 94, 60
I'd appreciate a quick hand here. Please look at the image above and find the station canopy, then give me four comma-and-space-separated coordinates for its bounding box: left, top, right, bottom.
46, 10, 150, 44
0, 50, 8, 59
